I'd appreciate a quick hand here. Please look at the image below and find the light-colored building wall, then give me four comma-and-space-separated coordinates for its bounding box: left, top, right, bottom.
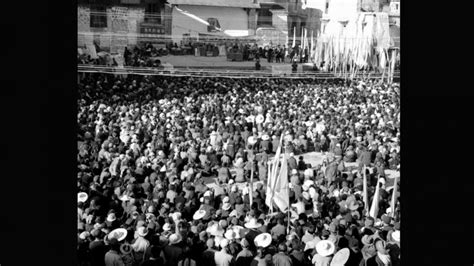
171, 5, 249, 44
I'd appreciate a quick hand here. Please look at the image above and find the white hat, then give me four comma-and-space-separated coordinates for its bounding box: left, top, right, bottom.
171, 212, 182, 222
302, 191, 311, 200
162, 223, 171, 231
248, 136, 257, 145
244, 218, 262, 229
78, 192, 88, 203
108, 228, 127, 241
315, 240, 335, 257
208, 223, 225, 236
254, 233, 272, 248
232, 225, 246, 239
193, 210, 206, 220
224, 229, 236, 240
106, 213, 117, 222
291, 169, 298, 175
222, 202, 232, 211
303, 180, 314, 188
261, 134, 270, 141
79, 231, 90, 240
204, 191, 212, 197
169, 233, 182, 245
220, 238, 230, 248
256, 115, 264, 124
330, 248, 350, 266
304, 238, 321, 251
391, 230, 400, 242
223, 196, 230, 203
137, 226, 149, 237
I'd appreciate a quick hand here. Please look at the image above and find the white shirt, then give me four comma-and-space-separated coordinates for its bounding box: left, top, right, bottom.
214, 250, 233, 266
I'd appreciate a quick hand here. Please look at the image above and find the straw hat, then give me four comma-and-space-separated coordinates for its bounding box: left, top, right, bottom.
220, 238, 230, 248
193, 210, 206, 220
391, 230, 400, 242
254, 233, 272, 248
108, 228, 127, 241
78, 192, 88, 203
222, 202, 232, 211
208, 223, 225, 236
330, 248, 350, 266
107, 213, 117, 222
137, 226, 149, 237
315, 240, 335, 257
120, 243, 132, 255
224, 229, 236, 240
162, 223, 171, 232
232, 225, 246, 239
248, 136, 257, 145
244, 218, 262, 229
168, 233, 182, 245
119, 194, 131, 202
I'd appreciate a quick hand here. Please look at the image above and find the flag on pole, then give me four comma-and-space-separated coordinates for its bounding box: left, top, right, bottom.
369, 177, 382, 219
272, 153, 290, 212
390, 174, 398, 217
265, 135, 284, 209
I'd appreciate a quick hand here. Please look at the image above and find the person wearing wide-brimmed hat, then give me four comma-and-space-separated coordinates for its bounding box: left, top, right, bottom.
163, 233, 184, 266
131, 226, 151, 265
312, 240, 335, 266
214, 238, 234, 266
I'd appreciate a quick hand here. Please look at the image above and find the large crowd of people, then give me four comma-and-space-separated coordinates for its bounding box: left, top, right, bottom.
77, 74, 400, 266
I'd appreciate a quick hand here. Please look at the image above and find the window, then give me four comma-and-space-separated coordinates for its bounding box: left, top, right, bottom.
144, 3, 162, 24
207, 18, 221, 32
90, 5, 107, 28
257, 8, 273, 27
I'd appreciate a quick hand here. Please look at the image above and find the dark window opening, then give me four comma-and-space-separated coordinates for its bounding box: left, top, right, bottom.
207, 18, 221, 32
257, 8, 273, 27
145, 3, 162, 24
90, 5, 107, 28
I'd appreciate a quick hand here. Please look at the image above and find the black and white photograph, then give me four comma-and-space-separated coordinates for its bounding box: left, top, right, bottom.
76, 0, 401, 265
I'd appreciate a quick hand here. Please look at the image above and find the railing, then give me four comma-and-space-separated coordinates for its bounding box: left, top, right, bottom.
78, 64, 400, 80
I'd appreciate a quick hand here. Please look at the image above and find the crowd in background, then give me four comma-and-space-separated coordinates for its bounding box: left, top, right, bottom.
77, 74, 400, 266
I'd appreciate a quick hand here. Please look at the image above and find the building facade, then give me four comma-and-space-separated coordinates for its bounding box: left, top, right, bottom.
78, 0, 172, 53
168, 0, 260, 44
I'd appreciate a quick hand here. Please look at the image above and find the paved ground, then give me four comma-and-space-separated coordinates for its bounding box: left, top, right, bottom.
159, 55, 307, 71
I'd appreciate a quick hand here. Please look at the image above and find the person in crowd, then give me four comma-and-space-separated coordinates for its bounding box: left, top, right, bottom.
77, 73, 400, 266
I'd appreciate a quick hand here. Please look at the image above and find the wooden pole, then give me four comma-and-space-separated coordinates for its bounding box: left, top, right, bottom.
363, 165, 369, 216
390, 174, 398, 218
249, 163, 254, 208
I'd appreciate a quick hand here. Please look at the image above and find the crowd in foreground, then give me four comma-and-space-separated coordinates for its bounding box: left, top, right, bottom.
77, 74, 400, 266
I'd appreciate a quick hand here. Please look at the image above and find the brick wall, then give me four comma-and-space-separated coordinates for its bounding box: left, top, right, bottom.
78, 5, 146, 52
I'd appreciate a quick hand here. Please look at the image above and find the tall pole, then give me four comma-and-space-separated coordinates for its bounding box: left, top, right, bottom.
390, 174, 398, 218
363, 165, 369, 216
249, 162, 254, 208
